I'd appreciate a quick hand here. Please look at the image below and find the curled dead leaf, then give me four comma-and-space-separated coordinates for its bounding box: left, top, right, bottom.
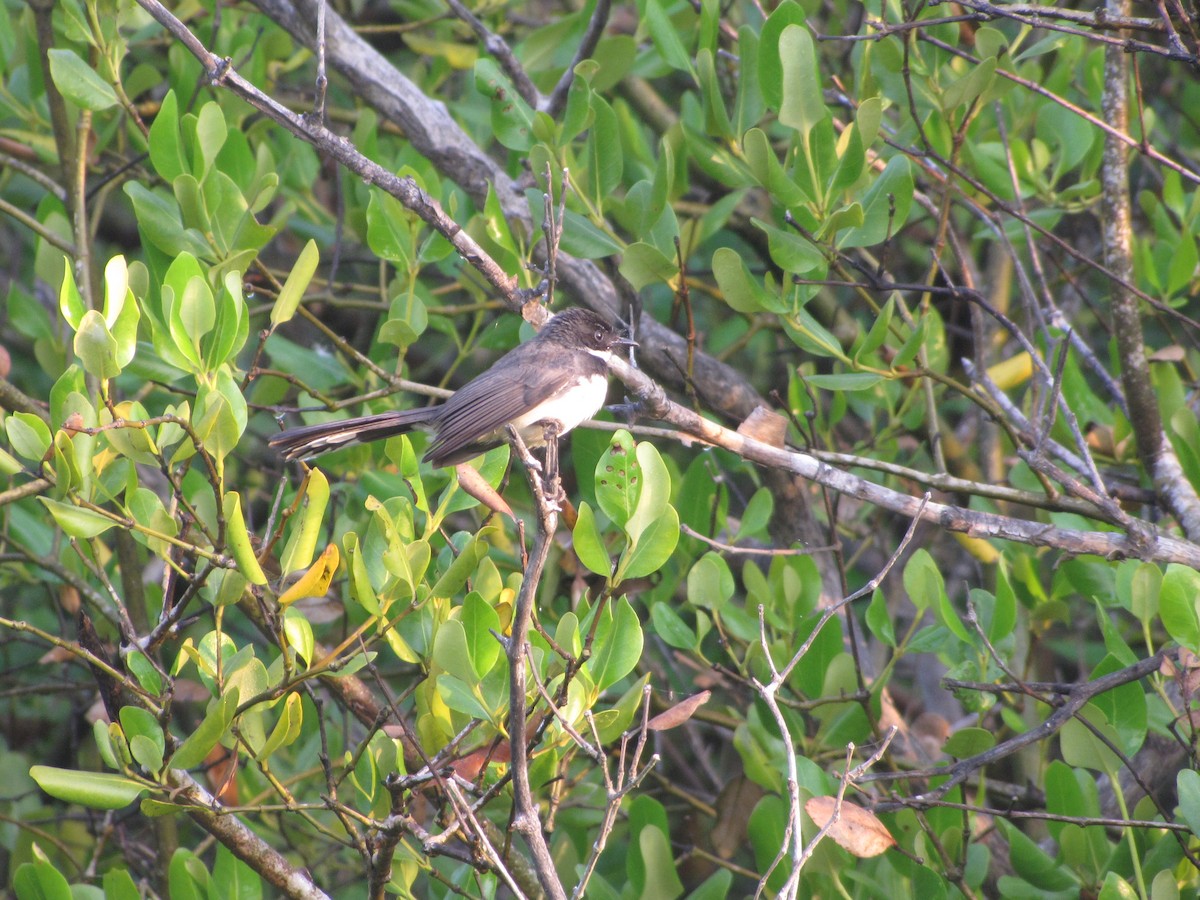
455, 463, 513, 520
647, 690, 711, 731
804, 796, 896, 858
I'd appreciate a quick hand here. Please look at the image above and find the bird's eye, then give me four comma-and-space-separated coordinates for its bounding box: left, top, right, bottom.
595, 329, 604, 343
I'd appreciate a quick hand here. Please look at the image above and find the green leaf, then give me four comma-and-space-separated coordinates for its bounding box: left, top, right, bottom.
170, 689, 238, 771
585, 598, 644, 691
7, 412, 52, 461
366, 190, 415, 266
283, 607, 315, 667
650, 601, 696, 650
839, 156, 914, 249
619, 241, 679, 291
943, 727, 994, 757
1160, 564, 1200, 652
618, 505, 680, 580
802, 372, 884, 391
59, 261, 85, 330
102, 868, 141, 900
625, 440, 671, 543
743, 128, 809, 207
120, 706, 166, 774
595, 430, 641, 528
687, 553, 734, 610
778, 25, 824, 138
758, 1, 808, 111
432, 619, 478, 685
476, 60, 535, 151
30, 766, 148, 810
560, 209, 624, 258
13, 860, 73, 900
712, 247, 774, 314
865, 589, 895, 647
149, 89, 187, 181
783, 306, 846, 360
193, 102, 228, 179
736, 487, 774, 540
47, 48, 117, 111
1177, 769, 1200, 838
941, 56, 997, 112
74, 309, 121, 378
39, 497, 116, 538
643, 0, 694, 74
573, 501, 612, 577
586, 95, 623, 203
258, 692, 304, 760
752, 218, 824, 275
461, 593, 502, 678
1060, 702, 1122, 773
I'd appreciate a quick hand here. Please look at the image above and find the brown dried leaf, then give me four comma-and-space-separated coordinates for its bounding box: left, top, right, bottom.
455, 463, 513, 520
59, 585, 81, 615
804, 796, 896, 858
647, 690, 711, 731
711, 776, 765, 858
205, 745, 239, 805
39, 645, 76, 665
736, 406, 788, 447
1148, 345, 1185, 362
450, 741, 511, 782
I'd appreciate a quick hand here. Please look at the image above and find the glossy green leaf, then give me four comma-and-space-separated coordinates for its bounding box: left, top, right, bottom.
595, 430, 640, 528
618, 505, 679, 580
148, 89, 187, 181
7, 412, 52, 461
47, 48, 117, 110
30, 766, 148, 810
461, 592, 502, 678
585, 598, 644, 692
650, 601, 696, 650
573, 501, 612, 577
39, 497, 116, 539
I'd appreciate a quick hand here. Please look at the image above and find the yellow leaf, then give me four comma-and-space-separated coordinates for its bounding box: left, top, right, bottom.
277, 543, 340, 606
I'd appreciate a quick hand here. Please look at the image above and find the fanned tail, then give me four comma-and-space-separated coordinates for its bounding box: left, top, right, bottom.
269, 408, 438, 460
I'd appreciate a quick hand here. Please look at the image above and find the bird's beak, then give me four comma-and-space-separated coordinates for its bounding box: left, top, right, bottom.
614, 336, 638, 348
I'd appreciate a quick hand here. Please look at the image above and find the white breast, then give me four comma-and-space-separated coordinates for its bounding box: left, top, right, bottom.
511, 370, 610, 445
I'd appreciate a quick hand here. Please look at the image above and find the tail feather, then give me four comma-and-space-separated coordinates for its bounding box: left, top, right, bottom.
269, 408, 438, 460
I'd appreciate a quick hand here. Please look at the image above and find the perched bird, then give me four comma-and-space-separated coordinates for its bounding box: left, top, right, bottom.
270, 307, 635, 467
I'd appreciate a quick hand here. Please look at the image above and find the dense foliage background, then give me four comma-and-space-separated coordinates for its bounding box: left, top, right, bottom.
3, 0, 1200, 896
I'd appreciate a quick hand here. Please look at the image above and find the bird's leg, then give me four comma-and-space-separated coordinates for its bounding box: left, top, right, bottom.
541, 421, 564, 510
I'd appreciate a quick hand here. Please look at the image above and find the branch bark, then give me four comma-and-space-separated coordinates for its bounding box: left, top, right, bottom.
1101, 0, 1200, 542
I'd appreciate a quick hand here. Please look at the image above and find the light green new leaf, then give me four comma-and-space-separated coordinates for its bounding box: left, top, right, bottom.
272, 240, 319, 328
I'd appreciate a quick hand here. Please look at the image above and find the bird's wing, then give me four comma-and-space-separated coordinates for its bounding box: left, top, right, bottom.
426, 350, 586, 462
